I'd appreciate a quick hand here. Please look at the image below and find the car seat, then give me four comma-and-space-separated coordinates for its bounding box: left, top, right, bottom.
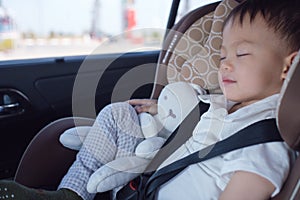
272, 50, 300, 200
13, 0, 299, 199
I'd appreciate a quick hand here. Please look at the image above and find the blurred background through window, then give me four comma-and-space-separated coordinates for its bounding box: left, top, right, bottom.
0, 0, 218, 61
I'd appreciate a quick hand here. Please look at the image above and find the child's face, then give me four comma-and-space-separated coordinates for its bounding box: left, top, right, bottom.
218, 14, 287, 104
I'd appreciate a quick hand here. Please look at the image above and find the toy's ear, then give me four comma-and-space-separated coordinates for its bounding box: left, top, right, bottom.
156, 82, 202, 137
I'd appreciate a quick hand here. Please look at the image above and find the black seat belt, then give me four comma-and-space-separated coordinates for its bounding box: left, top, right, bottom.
143, 119, 283, 199
143, 101, 209, 173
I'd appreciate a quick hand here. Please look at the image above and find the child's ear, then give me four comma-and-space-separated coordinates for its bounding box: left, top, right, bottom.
281, 51, 298, 80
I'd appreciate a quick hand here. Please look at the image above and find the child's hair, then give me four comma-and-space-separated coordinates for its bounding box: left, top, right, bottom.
224, 0, 300, 53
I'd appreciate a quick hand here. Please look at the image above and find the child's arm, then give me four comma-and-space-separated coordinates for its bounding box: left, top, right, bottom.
219, 171, 275, 200
127, 99, 158, 114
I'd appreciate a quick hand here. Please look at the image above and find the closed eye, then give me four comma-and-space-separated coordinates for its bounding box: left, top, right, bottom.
220, 57, 226, 61
237, 53, 250, 57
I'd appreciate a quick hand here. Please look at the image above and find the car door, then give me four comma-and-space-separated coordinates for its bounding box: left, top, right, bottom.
0, 51, 160, 178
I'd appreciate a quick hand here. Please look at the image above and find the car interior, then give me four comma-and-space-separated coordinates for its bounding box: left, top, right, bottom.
0, 0, 299, 199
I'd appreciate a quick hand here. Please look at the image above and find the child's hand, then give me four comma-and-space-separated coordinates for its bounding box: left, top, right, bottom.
127, 99, 158, 115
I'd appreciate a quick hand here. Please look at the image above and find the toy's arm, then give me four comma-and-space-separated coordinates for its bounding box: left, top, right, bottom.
135, 136, 166, 159
87, 156, 151, 193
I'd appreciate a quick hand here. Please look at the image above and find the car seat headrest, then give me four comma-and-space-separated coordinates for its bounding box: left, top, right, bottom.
277, 50, 300, 151
166, 0, 239, 94
151, 0, 240, 99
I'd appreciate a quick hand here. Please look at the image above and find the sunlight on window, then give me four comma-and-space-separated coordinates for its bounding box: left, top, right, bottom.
0, 0, 219, 61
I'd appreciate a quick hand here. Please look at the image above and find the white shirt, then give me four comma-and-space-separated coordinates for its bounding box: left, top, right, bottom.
156, 94, 293, 200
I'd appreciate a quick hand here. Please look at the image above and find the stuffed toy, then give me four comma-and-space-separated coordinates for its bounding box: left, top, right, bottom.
59, 81, 205, 193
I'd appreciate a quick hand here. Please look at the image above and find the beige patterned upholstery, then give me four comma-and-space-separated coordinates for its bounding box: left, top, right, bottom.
152, 0, 240, 97
167, 0, 239, 93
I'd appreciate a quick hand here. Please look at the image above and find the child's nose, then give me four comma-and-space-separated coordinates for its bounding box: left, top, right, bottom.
219, 59, 233, 72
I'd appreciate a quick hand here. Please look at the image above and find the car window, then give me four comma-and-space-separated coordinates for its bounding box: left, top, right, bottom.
0, 0, 219, 61
177, 0, 220, 21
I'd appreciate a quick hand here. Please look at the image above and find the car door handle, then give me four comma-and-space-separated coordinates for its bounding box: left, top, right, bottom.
0, 102, 20, 113
0, 90, 28, 118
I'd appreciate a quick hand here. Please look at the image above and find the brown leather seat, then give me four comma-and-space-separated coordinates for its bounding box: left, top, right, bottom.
14, 117, 94, 190
272, 51, 300, 200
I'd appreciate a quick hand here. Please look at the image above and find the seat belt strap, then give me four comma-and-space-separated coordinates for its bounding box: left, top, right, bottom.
144, 101, 208, 172
144, 119, 283, 198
